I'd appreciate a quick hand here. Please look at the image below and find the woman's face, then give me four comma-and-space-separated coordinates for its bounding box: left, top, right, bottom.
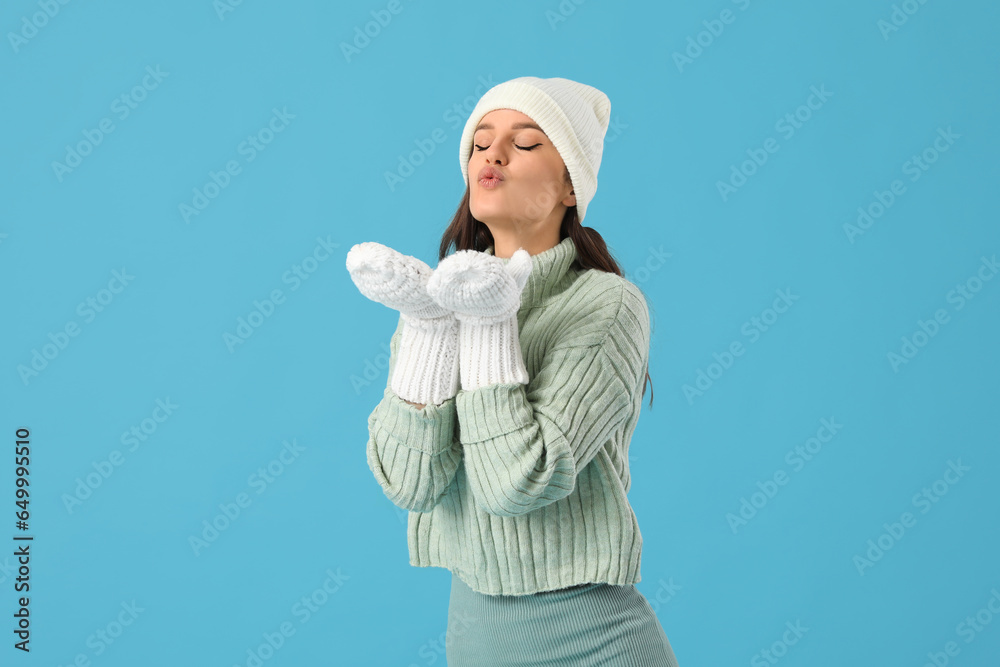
468, 108, 575, 232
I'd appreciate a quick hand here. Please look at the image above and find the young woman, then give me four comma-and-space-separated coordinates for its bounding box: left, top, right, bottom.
347, 76, 680, 666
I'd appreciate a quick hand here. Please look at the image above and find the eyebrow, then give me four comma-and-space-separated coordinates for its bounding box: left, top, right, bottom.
475, 121, 545, 133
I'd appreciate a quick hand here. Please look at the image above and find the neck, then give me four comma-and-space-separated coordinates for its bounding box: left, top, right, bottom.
483, 211, 566, 258
485, 236, 579, 310
490, 231, 561, 258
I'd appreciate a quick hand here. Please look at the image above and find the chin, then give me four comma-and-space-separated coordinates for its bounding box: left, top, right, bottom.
470, 205, 500, 224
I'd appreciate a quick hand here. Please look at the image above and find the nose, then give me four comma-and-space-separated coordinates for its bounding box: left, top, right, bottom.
483, 143, 506, 165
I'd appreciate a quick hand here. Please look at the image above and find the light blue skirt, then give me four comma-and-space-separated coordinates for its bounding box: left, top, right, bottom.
445, 571, 680, 666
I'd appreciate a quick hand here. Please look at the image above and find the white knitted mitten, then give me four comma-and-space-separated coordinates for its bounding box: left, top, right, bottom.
346, 242, 460, 405
426, 248, 533, 391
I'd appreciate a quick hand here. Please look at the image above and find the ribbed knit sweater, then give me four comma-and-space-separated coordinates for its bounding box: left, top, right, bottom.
365, 235, 651, 596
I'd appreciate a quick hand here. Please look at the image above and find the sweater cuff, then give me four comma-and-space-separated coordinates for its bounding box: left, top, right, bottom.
370, 389, 458, 455
454, 382, 533, 444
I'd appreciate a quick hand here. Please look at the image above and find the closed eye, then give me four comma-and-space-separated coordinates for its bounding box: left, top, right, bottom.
474, 143, 542, 151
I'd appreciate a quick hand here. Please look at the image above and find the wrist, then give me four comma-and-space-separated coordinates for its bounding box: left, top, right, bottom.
391, 315, 460, 405
458, 315, 528, 391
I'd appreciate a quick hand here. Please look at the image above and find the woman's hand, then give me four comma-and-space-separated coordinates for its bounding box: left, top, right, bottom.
426, 248, 532, 325
346, 241, 452, 321
346, 241, 460, 405
427, 248, 533, 390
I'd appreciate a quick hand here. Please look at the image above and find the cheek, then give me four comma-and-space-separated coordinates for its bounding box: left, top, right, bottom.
524, 167, 562, 194
531, 160, 563, 184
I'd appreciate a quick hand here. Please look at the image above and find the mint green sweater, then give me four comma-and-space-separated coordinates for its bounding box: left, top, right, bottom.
365, 235, 651, 596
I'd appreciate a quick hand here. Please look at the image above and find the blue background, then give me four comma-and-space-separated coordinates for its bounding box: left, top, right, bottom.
2, 0, 998, 665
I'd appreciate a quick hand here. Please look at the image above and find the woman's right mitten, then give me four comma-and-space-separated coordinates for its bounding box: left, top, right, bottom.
346, 242, 460, 406
426, 247, 532, 391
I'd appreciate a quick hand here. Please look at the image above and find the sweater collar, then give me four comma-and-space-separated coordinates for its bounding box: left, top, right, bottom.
484, 236, 579, 309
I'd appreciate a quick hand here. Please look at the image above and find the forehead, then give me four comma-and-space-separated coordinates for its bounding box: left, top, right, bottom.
475, 108, 544, 133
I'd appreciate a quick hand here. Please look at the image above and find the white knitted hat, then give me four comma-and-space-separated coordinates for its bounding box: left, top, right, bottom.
458, 76, 611, 224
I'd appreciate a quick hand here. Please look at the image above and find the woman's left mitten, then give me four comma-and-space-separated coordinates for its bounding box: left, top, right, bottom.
426, 248, 532, 391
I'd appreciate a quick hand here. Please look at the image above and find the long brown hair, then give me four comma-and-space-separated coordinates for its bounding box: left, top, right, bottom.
437, 166, 654, 408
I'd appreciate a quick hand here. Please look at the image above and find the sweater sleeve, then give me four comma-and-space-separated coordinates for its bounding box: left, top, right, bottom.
365, 314, 463, 512
454, 281, 650, 518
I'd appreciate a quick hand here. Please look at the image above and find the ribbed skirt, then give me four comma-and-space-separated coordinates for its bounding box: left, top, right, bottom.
445, 571, 680, 666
